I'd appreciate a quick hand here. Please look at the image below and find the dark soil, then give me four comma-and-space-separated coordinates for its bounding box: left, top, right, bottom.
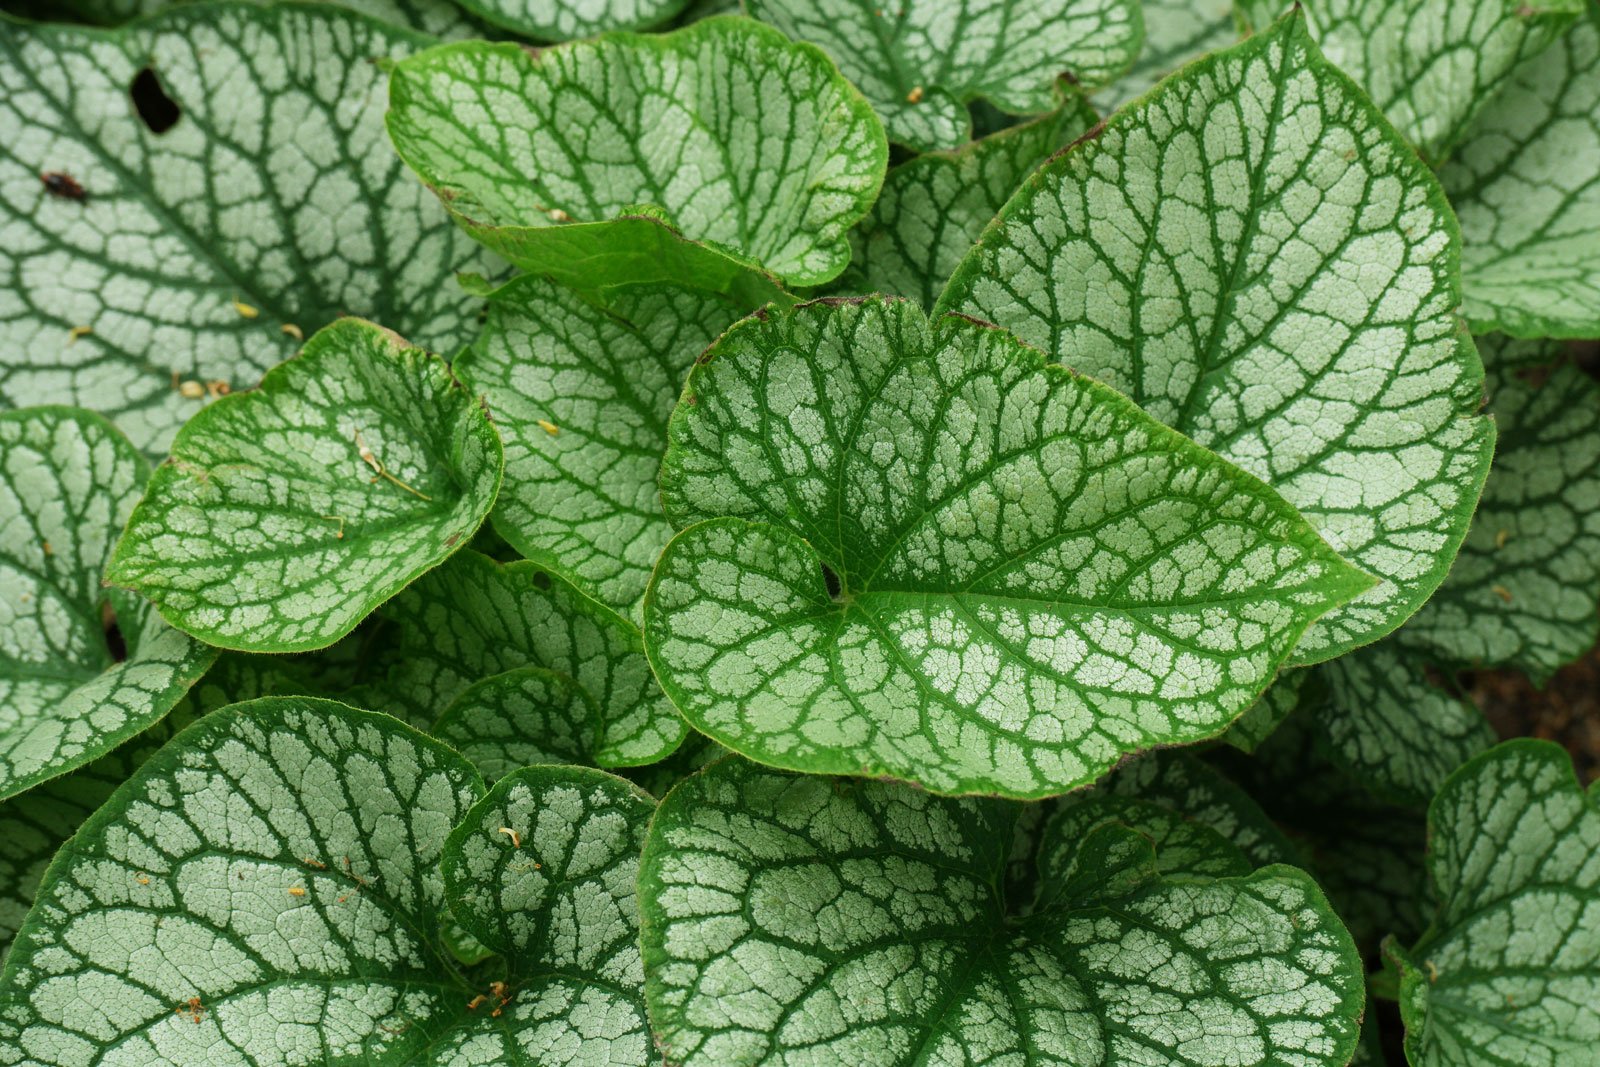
1466, 638, 1600, 786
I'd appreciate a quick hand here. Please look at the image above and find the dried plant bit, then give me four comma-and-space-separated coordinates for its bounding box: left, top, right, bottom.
178, 380, 205, 399
281, 322, 304, 341
67, 325, 92, 343
546, 207, 569, 222
497, 826, 521, 848
353, 427, 434, 501
906, 85, 923, 103
535, 419, 559, 436
1492, 584, 1515, 603
206, 380, 230, 397
287, 885, 306, 897
1496, 529, 1511, 548
232, 299, 260, 319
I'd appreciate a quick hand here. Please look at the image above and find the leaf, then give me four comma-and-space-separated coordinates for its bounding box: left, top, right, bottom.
369, 550, 686, 766
1402, 359, 1600, 681
0, 408, 215, 803
453, 0, 688, 39
1441, 7, 1600, 337
1315, 635, 1493, 805
622, 732, 728, 799
432, 668, 602, 781
0, 698, 487, 1063
645, 297, 1370, 798
0, 3, 500, 457
1237, 0, 1584, 161
639, 755, 1366, 1067
836, 95, 1098, 309
1222, 668, 1310, 754
940, 12, 1495, 665
0, 701, 202, 962
46, 0, 493, 38
745, 0, 1140, 151
436, 765, 658, 1064
106, 319, 503, 654
385, 16, 888, 287
1103, 0, 1240, 109
1218, 713, 1433, 954
1392, 740, 1600, 1067
460, 276, 752, 614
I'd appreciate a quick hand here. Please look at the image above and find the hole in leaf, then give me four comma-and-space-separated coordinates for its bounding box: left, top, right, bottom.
130, 68, 180, 134
103, 607, 127, 663
820, 562, 842, 601
532, 571, 552, 591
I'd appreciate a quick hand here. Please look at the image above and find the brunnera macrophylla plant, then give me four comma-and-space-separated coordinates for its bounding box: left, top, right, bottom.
0, 0, 1598, 1064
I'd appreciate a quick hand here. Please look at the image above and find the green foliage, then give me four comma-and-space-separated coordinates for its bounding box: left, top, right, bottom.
3, 0, 1598, 1062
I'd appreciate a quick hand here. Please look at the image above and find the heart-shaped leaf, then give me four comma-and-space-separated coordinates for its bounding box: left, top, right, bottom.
745, 0, 1140, 151
1238, 0, 1585, 160
1402, 354, 1600, 681
1390, 740, 1600, 1067
368, 550, 686, 766
941, 12, 1495, 665
1441, 5, 1600, 338
1, 408, 214, 803
437, 765, 658, 1064
645, 297, 1370, 797
106, 318, 503, 654
0, 3, 500, 456
460, 276, 753, 614
836, 95, 1096, 309
386, 16, 887, 287
0, 698, 665, 1065
639, 755, 1365, 1067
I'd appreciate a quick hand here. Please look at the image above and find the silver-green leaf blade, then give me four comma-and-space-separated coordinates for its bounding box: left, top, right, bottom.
746, 0, 1140, 151
0, 3, 501, 456
385, 16, 888, 288
432, 667, 602, 781
1402, 356, 1600, 681
456, 0, 687, 38
369, 550, 686, 767
1441, 5, 1600, 338
1238, 0, 1584, 160
436, 765, 658, 1065
1103, 0, 1239, 110
106, 318, 503, 654
0, 408, 214, 802
837, 95, 1097, 309
1394, 740, 1600, 1067
460, 276, 751, 614
646, 297, 1370, 798
940, 12, 1495, 664
0, 698, 487, 1065
639, 756, 1365, 1067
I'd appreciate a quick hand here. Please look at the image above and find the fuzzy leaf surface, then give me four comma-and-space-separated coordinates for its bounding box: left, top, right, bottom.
1441, 5, 1600, 338
1403, 358, 1600, 681
0, 3, 499, 456
838, 97, 1097, 309
0, 408, 213, 802
435, 765, 659, 1065
106, 319, 502, 653
370, 550, 685, 766
647, 297, 1369, 797
460, 277, 750, 614
454, 0, 686, 38
941, 14, 1494, 664
1394, 740, 1600, 1067
386, 16, 887, 287
1238, 0, 1584, 160
745, 0, 1140, 150
639, 756, 1364, 1067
